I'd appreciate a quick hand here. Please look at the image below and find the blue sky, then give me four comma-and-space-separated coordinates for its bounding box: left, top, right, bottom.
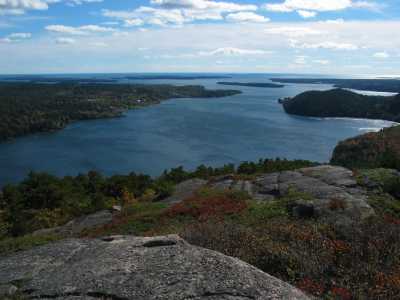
0, 0, 399, 75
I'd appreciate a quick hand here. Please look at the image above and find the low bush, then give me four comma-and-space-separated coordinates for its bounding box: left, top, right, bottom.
368, 194, 400, 219
182, 217, 400, 299
357, 168, 400, 198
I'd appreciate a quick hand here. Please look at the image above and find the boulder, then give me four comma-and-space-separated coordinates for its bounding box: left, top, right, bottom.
32, 210, 113, 237
163, 179, 207, 205
0, 284, 18, 297
0, 235, 310, 300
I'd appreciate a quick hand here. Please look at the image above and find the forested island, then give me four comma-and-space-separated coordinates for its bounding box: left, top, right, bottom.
271, 78, 400, 93
0, 83, 240, 142
217, 82, 284, 88
281, 88, 400, 122
124, 75, 231, 80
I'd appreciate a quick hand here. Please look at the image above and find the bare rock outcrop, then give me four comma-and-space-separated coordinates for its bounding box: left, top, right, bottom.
163, 178, 207, 204
0, 235, 310, 300
32, 210, 113, 237
210, 165, 375, 225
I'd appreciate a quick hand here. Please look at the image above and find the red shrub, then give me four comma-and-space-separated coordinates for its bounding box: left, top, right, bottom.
165, 194, 247, 221
296, 278, 325, 296
330, 286, 352, 300
384, 214, 400, 225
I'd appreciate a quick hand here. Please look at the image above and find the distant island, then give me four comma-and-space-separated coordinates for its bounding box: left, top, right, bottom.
124, 75, 232, 80
0, 75, 232, 84
217, 82, 284, 88
0, 76, 118, 84
280, 88, 400, 122
270, 78, 400, 93
0, 83, 240, 142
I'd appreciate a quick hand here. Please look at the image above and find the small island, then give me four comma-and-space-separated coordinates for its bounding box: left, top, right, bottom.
280, 88, 400, 122
218, 81, 284, 88
0, 83, 240, 142
270, 78, 400, 93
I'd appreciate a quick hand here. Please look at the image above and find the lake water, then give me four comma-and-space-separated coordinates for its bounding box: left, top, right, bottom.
0, 73, 396, 185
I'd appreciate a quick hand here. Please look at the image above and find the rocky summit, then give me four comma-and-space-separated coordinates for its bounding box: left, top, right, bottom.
0, 235, 310, 300
208, 165, 374, 225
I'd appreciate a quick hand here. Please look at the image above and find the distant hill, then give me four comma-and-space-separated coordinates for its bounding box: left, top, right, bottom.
331, 125, 400, 169
270, 78, 400, 93
281, 88, 400, 122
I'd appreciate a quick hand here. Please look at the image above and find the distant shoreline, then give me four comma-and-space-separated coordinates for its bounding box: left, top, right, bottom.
270, 78, 400, 93
217, 81, 284, 88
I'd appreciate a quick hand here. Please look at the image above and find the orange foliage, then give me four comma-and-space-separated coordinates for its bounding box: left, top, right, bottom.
325, 239, 351, 253
329, 198, 347, 211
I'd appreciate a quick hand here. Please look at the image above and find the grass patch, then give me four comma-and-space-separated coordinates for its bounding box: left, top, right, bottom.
82, 202, 168, 237
239, 201, 288, 225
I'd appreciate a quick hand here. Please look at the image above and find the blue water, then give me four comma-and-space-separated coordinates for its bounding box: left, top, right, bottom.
0, 73, 395, 185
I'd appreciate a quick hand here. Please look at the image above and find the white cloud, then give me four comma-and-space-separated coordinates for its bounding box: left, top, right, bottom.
103, 7, 186, 26
294, 55, 307, 64
46, 24, 116, 35
0, 0, 48, 15
313, 59, 330, 64
198, 47, 272, 56
226, 12, 270, 23
0, 32, 31, 43
124, 19, 145, 27
66, 0, 103, 6
290, 39, 359, 50
2, 20, 399, 75
352, 1, 382, 11
150, 0, 257, 11
373, 51, 389, 59
263, 0, 381, 17
90, 41, 108, 47
103, 0, 258, 26
265, 26, 322, 37
324, 19, 345, 24
55, 37, 76, 44
0, 0, 102, 15
297, 10, 316, 18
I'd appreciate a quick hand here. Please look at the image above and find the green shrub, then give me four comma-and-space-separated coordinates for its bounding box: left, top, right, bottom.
368, 194, 400, 218
240, 201, 288, 224
357, 168, 400, 198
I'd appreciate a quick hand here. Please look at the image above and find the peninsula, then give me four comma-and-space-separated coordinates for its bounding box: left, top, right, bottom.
0, 83, 240, 142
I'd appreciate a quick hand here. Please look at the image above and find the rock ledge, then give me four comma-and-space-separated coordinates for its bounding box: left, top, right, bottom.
0, 235, 310, 300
